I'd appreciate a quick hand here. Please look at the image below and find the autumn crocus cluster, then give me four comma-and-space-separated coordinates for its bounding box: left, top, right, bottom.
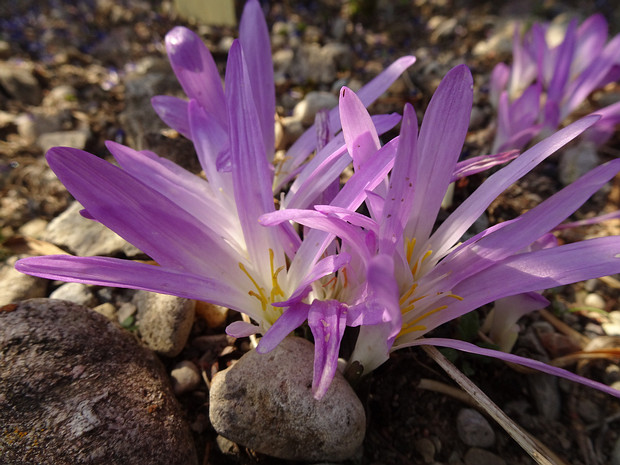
491, 13, 620, 152
15, 0, 620, 402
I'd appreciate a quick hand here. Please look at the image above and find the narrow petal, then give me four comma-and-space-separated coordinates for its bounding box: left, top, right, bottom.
45, 147, 240, 276
283, 113, 401, 210
451, 150, 519, 181
239, 0, 275, 159
380, 103, 418, 255
431, 115, 599, 259
165, 26, 226, 125
308, 300, 348, 399
151, 96, 191, 138
225, 40, 280, 270
405, 65, 473, 242
15, 255, 250, 311
257, 301, 310, 353
274, 56, 416, 190
339, 86, 381, 170
441, 236, 620, 324
188, 99, 231, 190
546, 20, 577, 104
403, 338, 620, 399
226, 320, 261, 337
437, 158, 620, 285
573, 14, 608, 76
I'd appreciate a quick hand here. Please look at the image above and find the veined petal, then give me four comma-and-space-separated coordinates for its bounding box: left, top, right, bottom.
380, 103, 418, 255
45, 147, 240, 276
437, 158, 620, 285
546, 19, 576, 104
405, 64, 473, 243
441, 236, 620, 324
239, 0, 275, 159
225, 40, 280, 270
283, 113, 401, 210
188, 99, 231, 191
451, 150, 519, 181
151, 96, 191, 138
573, 14, 608, 76
308, 300, 348, 399
15, 255, 250, 311
274, 56, 416, 190
105, 141, 239, 248
402, 338, 620, 399
339, 86, 381, 170
257, 301, 310, 353
431, 115, 600, 260
165, 26, 226, 126
286, 137, 399, 281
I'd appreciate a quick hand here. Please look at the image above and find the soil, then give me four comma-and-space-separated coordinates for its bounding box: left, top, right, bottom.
1, 1, 619, 464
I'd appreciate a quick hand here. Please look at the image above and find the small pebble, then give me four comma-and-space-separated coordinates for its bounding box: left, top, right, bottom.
414, 437, 436, 463
464, 447, 506, 465
49, 282, 96, 307
584, 293, 605, 310
171, 361, 201, 395
93, 302, 117, 321
456, 408, 495, 448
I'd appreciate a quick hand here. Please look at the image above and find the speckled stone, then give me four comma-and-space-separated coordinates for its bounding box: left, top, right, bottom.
209, 336, 365, 462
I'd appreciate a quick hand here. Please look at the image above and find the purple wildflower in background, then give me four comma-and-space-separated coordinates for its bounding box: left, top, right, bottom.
263, 65, 620, 398
491, 13, 620, 152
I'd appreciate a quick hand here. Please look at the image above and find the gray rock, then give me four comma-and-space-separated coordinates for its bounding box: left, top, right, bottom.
49, 282, 97, 307
43, 201, 142, 257
456, 408, 495, 448
528, 373, 561, 420
293, 91, 339, 126
133, 291, 195, 357
464, 447, 506, 465
293, 42, 352, 84
612, 435, 620, 465
0, 61, 42, 105
0, 298, 198, 465
171, 360, 201, 395
37, 128, 91, 153
558, 141, 599, 186
0, 256, 47, 306
209, 336, 365, 462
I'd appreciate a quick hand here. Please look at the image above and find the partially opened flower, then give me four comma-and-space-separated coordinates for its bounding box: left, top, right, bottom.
263, 65, 620, 398
491, 13, 620, 152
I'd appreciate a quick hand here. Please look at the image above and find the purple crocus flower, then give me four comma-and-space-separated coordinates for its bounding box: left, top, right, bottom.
491, 14, 620, 152
263, 65, 620, 398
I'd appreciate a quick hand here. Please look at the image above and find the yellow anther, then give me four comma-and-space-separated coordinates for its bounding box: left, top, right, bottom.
269, 249, 285, 301
406, 237, 416, 263
399, 283, 418, 305
407, 305, 448, 326
421, 250, 432, 262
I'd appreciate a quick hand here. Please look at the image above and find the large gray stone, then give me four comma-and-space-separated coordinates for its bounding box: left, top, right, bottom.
0, 298, 198, 465
209, 336, 365, 462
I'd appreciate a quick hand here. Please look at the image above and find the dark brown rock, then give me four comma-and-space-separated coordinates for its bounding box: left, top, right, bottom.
0, 298, 198, 465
